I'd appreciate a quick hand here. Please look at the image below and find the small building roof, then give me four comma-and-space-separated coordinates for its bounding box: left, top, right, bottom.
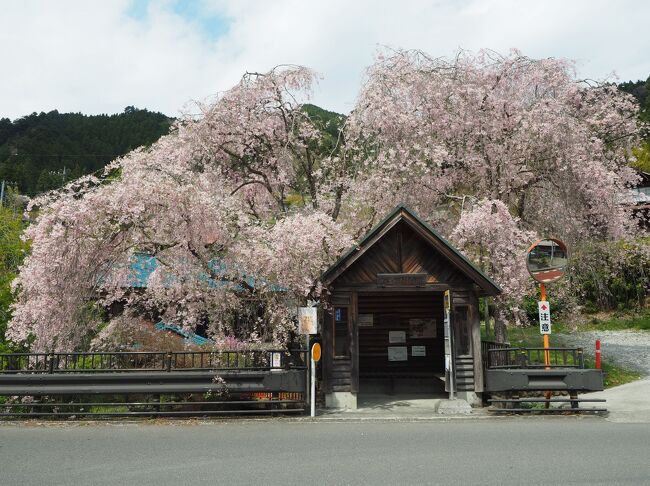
321, 203, 502, 296
126, 253, 285, 292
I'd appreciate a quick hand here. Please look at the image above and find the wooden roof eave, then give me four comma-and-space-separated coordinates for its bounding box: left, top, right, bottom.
320, 204, 502, 297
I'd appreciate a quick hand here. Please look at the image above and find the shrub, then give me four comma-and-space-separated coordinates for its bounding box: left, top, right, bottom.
568, 238, 649, 312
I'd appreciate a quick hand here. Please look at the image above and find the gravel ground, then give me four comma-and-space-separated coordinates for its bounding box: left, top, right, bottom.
559, 330, 650, 376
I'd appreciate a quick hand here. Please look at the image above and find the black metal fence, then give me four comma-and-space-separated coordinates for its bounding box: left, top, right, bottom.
0, 349, 306, 373
0, 349, 308, 418
481, 340, 510, 368
485, 346, 585, 369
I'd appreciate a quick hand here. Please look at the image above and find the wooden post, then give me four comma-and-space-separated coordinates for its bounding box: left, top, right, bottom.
484, 296, 490, 338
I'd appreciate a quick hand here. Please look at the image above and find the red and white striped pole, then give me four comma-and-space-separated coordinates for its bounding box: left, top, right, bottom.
595, 339, 601, 369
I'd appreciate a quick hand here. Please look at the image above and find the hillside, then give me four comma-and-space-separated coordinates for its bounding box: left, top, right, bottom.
1, 78, 646, 197
0, 107, 173, 195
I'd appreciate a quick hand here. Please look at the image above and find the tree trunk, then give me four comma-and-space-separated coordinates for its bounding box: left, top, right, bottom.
494, 316, 508, 344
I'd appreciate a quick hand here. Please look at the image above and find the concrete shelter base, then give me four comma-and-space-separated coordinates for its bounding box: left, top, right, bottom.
456, 391, 482, 407
326, 392, 358, 410
437, 398, 472, 415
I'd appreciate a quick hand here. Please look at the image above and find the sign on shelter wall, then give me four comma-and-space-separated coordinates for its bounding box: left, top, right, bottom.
298, 307, 318, 335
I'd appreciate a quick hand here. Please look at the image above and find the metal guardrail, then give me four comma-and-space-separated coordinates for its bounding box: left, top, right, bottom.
481, 341, 604, 414
486, 347, 584, 369
0, 350, 308, 418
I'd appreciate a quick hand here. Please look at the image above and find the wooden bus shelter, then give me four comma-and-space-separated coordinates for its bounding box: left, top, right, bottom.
319, 204, 501, 409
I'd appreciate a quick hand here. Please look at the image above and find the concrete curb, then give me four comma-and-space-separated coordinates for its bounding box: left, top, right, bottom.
0, 411, 609, 427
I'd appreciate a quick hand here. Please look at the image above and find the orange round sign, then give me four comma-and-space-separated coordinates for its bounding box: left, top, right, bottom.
311, 343, 321, 362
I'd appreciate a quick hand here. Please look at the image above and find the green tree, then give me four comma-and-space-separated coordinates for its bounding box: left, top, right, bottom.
0, 108, 173, 195
632, 142, 650, 172
0, 203, 28, 352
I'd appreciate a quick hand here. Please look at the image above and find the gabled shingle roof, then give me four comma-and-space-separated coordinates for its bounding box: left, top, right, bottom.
321, 203, 502, 296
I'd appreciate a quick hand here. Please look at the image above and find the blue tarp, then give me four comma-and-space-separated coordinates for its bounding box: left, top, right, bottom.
127, 253, 158, 288
126, 253, 284, 291
154, 321, 214, 346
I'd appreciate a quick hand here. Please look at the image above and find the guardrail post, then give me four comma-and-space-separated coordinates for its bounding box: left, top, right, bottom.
577, 348, 584, 369
48, 352, 55, 374
166, 352, 172, 372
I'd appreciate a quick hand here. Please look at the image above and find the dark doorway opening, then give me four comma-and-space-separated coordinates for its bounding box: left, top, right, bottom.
358, 292, 446, 396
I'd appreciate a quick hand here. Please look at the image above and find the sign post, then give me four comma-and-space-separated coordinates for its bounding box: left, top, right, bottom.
310, 343, 321, 417
538, 287, 551, 367
443, 290, 455, 400
298, 306, 318, 416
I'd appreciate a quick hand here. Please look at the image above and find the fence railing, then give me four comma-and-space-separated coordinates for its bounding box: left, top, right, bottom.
485, 346, 584, 369
0, 349, 308, 374
481, 340, 510, 368
0, 349, 309, 418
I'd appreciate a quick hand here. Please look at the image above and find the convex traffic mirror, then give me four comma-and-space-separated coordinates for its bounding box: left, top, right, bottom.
526, 239, 568, 283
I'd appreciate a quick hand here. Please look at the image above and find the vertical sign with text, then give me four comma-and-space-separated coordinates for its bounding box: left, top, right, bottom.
443, 290, 454, 396
538, 301, 551, 335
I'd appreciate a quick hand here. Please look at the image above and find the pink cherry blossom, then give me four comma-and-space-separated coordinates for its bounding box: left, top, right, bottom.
8, 51, 644, 350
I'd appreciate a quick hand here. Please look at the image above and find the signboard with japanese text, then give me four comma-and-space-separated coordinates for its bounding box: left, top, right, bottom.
388, 331, 406, 344
358, 314, 374, 327
409, 318, 437, 338
443, 290, 451, 368
377, 273, 427, 287
443, 289, 454, 395
538, 300, 551, 334
411, 346, 426, 357
387, 346, 408, 361
298, 307, 318, 335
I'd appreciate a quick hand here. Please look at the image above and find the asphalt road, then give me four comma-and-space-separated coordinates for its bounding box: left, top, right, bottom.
1, 419, 649, 485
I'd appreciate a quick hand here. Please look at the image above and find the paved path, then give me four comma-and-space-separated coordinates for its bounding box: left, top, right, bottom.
558, 329, 650, 423
583, 378, 650, 423
2, 419, 650, 485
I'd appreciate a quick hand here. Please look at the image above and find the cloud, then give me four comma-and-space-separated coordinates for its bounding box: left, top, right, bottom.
0, 0, 648, 119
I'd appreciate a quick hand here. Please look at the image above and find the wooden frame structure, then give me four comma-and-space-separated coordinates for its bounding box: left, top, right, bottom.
320, 204, 501, 408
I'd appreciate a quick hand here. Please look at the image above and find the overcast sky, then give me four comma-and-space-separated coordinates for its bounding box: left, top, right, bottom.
1, 0, 649, 119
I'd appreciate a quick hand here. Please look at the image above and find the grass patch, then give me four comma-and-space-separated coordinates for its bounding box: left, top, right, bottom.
575, 310, 650, 332
593, 359, 641, 388
89, 405, 130, 414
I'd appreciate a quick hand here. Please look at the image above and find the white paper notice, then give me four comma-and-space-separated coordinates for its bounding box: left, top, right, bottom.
271, 352, 282, 372
409, 318, 437, 338
358, 314, 374, 327
411, 346, 426, 357
389, 331, 406, 343
388, 346, 408, 361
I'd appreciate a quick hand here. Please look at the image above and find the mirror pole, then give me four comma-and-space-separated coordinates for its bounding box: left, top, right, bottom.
540, 282, 551, 407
